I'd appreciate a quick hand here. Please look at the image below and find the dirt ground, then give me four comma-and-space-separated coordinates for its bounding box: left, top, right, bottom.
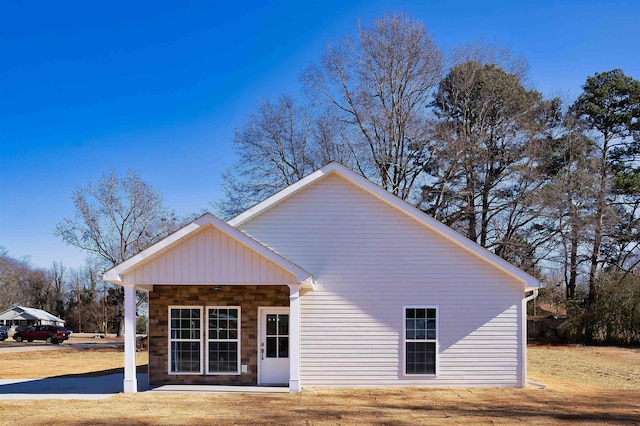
0, 344, 638, 425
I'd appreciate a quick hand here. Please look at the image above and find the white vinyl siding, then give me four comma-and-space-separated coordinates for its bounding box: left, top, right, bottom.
240, 173, 524, 387
124, 225, 297, 285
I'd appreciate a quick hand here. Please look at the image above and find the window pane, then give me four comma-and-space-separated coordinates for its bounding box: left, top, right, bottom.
278, 337, 289, 358
278, 315, 289, 335
208, 342, 238, 373
427, 319, 436, 330
266, 314, 277, 335
171, 341, 201, 373
406, 319, 415, 332
406, 342, 436, 374
266, 336, 277, 357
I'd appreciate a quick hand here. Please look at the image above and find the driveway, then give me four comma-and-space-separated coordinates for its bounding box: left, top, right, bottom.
0, 341, 123, 353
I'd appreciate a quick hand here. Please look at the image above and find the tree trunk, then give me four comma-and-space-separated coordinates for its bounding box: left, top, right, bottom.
588, 135, 609, 302
567, 219, 579, 300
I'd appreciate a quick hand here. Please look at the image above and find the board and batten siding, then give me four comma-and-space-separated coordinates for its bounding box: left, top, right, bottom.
122, 224, 297, 285
239, 173, 524, 387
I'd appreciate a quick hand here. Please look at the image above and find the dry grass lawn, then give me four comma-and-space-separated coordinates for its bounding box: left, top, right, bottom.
0, 343, 639, 425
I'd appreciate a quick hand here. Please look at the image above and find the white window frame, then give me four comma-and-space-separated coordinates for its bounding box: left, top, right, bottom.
403, 305, 438, 376
168, 306, 203, 375
206, 306, 241, 375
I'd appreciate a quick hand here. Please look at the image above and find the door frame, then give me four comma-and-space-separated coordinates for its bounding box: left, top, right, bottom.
257, 306, 290, 385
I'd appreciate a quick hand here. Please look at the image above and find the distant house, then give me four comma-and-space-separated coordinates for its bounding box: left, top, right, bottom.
104, 162, 542, 393
0, 305, 65, 329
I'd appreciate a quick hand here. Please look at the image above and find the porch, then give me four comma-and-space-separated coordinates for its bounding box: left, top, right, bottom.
102, 214, 313, 394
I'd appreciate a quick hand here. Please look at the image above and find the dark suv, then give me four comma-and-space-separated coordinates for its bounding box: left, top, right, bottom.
0, 327, 7, 341
13, 325, 70, 344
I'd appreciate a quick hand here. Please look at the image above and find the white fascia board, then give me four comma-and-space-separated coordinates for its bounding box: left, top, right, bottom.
229, 162, 541, 290
102, 212, 312, 285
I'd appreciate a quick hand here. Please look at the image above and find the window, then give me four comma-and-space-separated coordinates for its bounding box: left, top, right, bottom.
404, 307, 437, 375
207, 307, 240, 374
169, 307, 202, 374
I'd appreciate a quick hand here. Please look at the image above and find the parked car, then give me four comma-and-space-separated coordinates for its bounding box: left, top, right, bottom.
12, 325, 70, 344
0, 327, 7, 341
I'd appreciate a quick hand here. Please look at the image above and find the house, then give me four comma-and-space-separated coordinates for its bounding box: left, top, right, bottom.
103, 162, 541, 393
0, 305, 65, 329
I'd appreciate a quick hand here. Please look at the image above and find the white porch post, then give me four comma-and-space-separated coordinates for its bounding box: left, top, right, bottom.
123, 284, 138, 393
288, 283, 302, 393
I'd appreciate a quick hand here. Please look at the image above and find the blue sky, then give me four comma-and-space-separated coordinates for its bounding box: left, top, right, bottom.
1, 0, 639, 270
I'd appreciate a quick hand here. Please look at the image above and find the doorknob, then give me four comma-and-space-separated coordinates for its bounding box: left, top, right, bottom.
261, 348, 264, 360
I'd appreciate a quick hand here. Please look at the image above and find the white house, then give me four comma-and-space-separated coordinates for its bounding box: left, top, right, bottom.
103, 162, 541, 393
0, 305, 65, 329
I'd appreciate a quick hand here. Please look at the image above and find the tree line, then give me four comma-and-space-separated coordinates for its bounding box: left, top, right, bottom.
1, 170, 187, 335
0, 251, 115, 334
1, 12, 637, 344
216, 13, 640, 344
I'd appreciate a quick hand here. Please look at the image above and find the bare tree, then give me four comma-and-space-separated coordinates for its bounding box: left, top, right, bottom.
55, 170, 181, 266
55, 170, 184, 335
303, 12, 443, 200
216, 95, 344, 219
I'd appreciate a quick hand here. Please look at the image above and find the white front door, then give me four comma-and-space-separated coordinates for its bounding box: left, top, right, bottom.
258, 307, 290, 385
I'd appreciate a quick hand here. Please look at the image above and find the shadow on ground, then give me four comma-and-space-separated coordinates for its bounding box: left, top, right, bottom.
0, 365, 149, 395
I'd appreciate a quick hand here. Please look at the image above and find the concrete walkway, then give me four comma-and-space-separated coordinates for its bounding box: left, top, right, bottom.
150, 384, 288, 394
0, 374, 288, 399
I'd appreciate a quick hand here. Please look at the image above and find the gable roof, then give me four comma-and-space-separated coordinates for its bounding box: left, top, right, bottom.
102, 212, 313, 285
0, 305, 65, 323
229, 162, 542, 291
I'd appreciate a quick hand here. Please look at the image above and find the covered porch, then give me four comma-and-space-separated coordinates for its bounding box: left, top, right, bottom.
103, 213, 313, 394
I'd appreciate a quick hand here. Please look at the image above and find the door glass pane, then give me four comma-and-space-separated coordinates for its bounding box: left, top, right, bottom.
266, 336, 277, 357
278, 314, 289, 335
278, 337, 289, 358
266, 314, 277, 335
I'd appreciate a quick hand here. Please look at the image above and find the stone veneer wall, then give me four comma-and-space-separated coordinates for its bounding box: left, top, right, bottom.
148, 285, 290, 385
